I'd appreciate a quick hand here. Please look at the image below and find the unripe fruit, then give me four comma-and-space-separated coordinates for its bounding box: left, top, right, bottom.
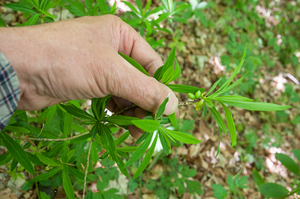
195, 90, 201, 99
188, 93, 195, 100
196, 99, 204, 111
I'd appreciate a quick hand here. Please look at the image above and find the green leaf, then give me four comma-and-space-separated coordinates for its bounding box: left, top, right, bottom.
210, 107, 227, 133
68, 166, 84, 180
0, 14, 7, 27
117, 146, 138, 153
133, 134, 158, 179
291, 149, 300, 163
85, 0, 93, 14
131, 120, 160, 132
158, 129, 170, 155
64, 0, 87, 17
99, 124, 117, 160
144, 0, 152, 13
115, 155, 129, 177
25, 14, 39, 26
167, 84, 205, 93
218, 45, 247, 92
204, 98, 213, 108
0, 153, 12, 165
252, 168, 265, 187
115, 131, 130, 146
163, 128, 200, 144
63, 112, 73, 137
121, 1, 139, 14
168, 60, 181, 82
220, 102, 236, 146
0, 132, 35, 175
36, 153, 61, 167
153, 65, 163, 80
157, 48, 176, 80
161, 66, 174, 84
206, 78, 222, 96
62, 164, 75, 199
40, 0, 52, 10
118, 53, 149, 76
38, 9, 56, 19
22, 180, 34, 191
275, 153, 300, 175
90, 123, 98, 141
11, 158, 18, 171
168, 112, 177, 128
40, 192, 50, 199
4, 4, 37, 15
4, 125, 31, 134
125, 132, 153, 167
156, 96, 169, 119
210, 73, 249, 98
212, 184, 228, 199
90, 142, 98, 164
86, 190, 93, 199
136, 132, 150, 145
213, 95, 253, 102
31, 167, 61, 182
103, 115, 139, 126
220, 101, 291, 111
60, 104, 95, 120
186, 180, 202, 195
258, 183, 289, 198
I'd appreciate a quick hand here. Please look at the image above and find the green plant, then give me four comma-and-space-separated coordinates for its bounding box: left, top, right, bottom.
253, 150, 300, 198
145, 157, 202, 198
212, 171, 248, 199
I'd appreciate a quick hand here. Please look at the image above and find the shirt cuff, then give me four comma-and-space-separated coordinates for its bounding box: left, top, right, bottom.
0, 51, 21, 130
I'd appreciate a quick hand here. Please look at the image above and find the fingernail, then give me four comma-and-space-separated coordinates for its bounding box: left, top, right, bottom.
164, 93, 178, 115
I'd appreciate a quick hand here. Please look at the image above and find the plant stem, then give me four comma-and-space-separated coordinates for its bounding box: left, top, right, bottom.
11, 132, 90, 141
113, 100, 199, 116
82, 141, 92, 199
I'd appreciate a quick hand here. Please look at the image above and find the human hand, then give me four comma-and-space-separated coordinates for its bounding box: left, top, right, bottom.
0, 15, 178, 138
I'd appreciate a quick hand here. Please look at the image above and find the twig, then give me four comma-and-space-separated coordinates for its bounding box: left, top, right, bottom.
11, 132, 90, 141
82, 141, 92, 199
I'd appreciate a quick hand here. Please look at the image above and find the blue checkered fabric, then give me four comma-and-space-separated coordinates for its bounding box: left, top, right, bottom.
0, 51, 20, 130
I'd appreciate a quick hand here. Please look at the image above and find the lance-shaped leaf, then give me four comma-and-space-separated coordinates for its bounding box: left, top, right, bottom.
215, 128, 222, 158
119, 52, 149, 76
91, 95, 111, 120
62, 164, 75, 199
60, 104, 95, 121
210, 73, 249, 98
163, 129, 200, 144
98, 123, 117, 160
133, 134, 158, 179
136, 132, 150, 144
210, 107, 227, 133
221, 101, 291, 111
204, 98, 213, 108
63, 113, 73, 137
0, 132, 35, 175
168, 60, 181, 83
291, 149, 300, 163
220, 102, 237, 147
115, 131, 130, 146
168, 112, 177, 128
125, 132, 153, 167
36, 153, 61, 167
158, 129, 170, 155
217, 46, 247, 92
156, 48, 176, 80
115, 155, 129, 177
4, 3, 37, 15
156, 96, 169, 119
161, 66, 174, 84
132, 120, 160, 132
206, 78, 222, 96
68, 166, 84, 181
167, 84, 205, 93
213, 95, 253, 102
4, 125, 31, 134
31, 167, 61, 182
103, 115, 139, 126
0, 152, 12, 166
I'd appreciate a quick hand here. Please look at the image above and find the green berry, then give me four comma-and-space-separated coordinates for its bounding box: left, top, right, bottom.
188, 93, 195, 100
195, 90, 201, 99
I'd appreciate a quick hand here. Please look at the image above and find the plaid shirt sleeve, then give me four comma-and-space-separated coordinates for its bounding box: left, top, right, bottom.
0, 51, 20, 130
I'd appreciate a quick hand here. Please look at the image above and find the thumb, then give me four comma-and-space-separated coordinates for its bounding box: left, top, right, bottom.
107, 56, 178, 115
